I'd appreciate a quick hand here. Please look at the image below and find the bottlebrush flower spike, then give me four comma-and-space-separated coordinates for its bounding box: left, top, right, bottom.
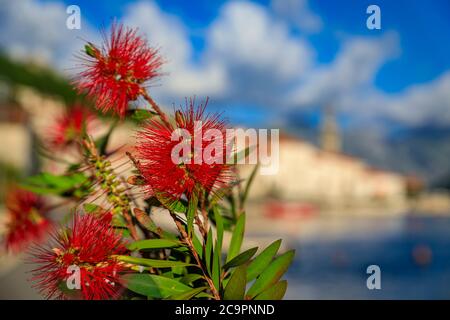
29, 213, 127, 300
3, 188, 51, 253
48, 104, 94, 148
75, 23, 163, 117
136, 99, 233, 202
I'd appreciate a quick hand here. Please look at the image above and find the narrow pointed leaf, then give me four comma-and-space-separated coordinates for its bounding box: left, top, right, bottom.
186, 191, 198, 236
133, 208, 177, 239
127, 239, 181, 251
213, 206, 224, 252
240, 164, 259, 205
123, 274, 192, 298
180, 274, 204, 285
226, 212, 246, 263
246, 239, 282, 281
254, 280, 287, 300
223, 265, 247, 300
246, 250, 295, 299
205, 229, 213, 274
169, 286, 208, 300
116, 255, 195, 268
223, 247, 258, 269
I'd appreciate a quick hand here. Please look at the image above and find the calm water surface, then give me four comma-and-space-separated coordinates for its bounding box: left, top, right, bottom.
284, 215, 450, 299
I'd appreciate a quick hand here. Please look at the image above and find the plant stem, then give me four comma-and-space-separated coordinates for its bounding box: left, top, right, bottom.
169, 211, 220, 300
141, 90, 171, 127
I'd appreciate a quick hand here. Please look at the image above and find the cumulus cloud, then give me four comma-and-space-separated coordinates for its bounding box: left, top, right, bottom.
271, 0, 322, 33
1, 0, 449, 128
206, 1, 313, 106
288, 32, 400, 108
376, 71, 450, 126
0, 0, 98, 71
123, 0, 313, 108
123, 0, 228, 103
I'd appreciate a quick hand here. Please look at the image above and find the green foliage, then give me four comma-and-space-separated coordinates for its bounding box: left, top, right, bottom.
21, 172, 90, 198
0, 54, 78, 104
127, 239, 182, 251
226, 212, 246, 262
223, 265, 246, 300
124, 274, 193, 299
130, 108, 157, 123
116, 255, 195, 268
246, 239, 282, 281
245, 250, 295, 299
254, 280, 288, 300
223, 247, 258, 269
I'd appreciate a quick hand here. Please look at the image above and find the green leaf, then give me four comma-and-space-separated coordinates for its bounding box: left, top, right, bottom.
212, 205, 224, 290
247, 239, 282, 281
186, 191, 198, 236
229, 144, 256, 164
223, 265, 247, 300
213, 206, 224, 252
223, 247, 258, 269
130, 108, 156, 123
254, 280, 287, 300
245, 250, 295, 299
180, 274, 204, 285
240, 164, 259, 205
111, 214, 127, 228
190, 234, 202, 260
83, 203, 102, 214
212, 248, 221, 291
123, 274, 192, 299
226, 212, 246, 263
156, 193, 187, 213
205, 229, 213, 274
21, 172, 89, 196
116, 255, 195, 268
169, 286, 208, 300
127, 239, 182, 251
133, 208, 177, 239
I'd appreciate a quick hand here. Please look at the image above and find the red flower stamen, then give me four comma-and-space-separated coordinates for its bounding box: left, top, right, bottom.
75, 23, 163, 117
29, 213, 127, 300
3, 188, 51, 253
136, 99, 233, 202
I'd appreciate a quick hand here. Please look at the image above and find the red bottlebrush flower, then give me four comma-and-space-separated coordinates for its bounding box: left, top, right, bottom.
30, 213, 127, 300
136, 99, 233, 202
75, 23, 163, 118
4, 188, 51, 253
48, 104, 94, 148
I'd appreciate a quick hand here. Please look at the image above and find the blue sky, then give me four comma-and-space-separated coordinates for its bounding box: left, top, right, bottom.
2, 0, 450, 130
50, 0, 450, 93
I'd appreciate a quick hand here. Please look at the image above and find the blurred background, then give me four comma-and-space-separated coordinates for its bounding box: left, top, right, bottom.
1, 0, 450, 299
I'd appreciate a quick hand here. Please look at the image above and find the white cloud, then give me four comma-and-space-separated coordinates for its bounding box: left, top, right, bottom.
0, 0, 98, 71
288, 32, 400, 108
208, 1, 313, 80
271, 0, 322, 33
123, 0, 314, 107
205, 1, 314, 106
377, 71, 450, 126
123, 1, 228, 102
